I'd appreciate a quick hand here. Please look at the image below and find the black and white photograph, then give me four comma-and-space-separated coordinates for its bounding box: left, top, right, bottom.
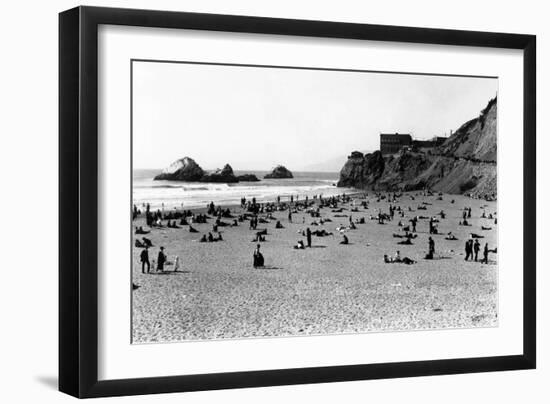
131, 61, 499, 343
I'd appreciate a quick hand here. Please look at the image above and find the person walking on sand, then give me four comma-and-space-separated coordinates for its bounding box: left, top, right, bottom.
157, 246, 167, 272
140, 246, 150, 273
306, 227, 312, 248
473, 239, 480, 261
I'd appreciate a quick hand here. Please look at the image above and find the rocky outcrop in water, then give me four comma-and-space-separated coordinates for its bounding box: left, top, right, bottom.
236, 174, 260, 182
155, 158, 261, 183
337, 97, 497, 198
264, 165, 293, 179
154, 157, 205, 181
200, 164, 238, 183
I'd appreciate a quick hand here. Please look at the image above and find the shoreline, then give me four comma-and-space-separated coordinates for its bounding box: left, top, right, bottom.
134, 189, 366, 213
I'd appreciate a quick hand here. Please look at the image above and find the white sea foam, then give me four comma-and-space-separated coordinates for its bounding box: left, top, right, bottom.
132, 169, 354, 210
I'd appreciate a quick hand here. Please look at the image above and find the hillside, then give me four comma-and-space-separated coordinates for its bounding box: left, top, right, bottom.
337, 97, 497, 198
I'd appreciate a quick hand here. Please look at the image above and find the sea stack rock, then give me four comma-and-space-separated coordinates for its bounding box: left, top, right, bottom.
200, 164, 239, 183
236, 174, 261, 182
154, 157, 205, 181
264, 165, 293, 179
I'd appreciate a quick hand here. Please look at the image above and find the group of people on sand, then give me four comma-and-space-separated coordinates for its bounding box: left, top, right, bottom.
384, 250, 416, 265
139, 245, 180, 273
464, 238, 494, 263
135, 190, 498, 272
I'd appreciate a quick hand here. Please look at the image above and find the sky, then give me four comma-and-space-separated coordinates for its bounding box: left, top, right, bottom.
132, 61, 497, 171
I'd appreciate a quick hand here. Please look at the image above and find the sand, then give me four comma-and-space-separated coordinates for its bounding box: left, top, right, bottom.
131, 192, 498, 343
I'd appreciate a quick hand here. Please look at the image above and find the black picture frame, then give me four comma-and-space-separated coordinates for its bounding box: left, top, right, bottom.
59, 5, 536, 398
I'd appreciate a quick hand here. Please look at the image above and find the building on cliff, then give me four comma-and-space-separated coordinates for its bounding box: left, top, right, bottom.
380, 133, 448, 155
380, 133, 412, 154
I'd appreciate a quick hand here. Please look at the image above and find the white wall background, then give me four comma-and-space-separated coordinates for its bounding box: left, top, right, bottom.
0, 0, 547, 402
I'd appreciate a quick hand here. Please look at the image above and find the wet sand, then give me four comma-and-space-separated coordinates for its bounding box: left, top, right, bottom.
132, 192, 498, 343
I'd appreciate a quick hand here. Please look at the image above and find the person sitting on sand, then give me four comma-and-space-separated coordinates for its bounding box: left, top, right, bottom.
231, 219, 238, 227
470, 233, 484, 239
313, 229, 332, 237
394, 250, 402, 262
445, 232, 458, 240
398, 237, 413, 245
481, 226, 492, 231
340, 234, 349, 245
189, 225, 198, 233
252, 233, 265, 242
216, 232, 223, 241
275, 220, 284, 229
253, 244, 264, 268
135, 239, 145, 248
157, 247, 166, 272
207, 232, 214, 242
135, 226, 149, 235
384, 253, 416, 265
401, 256, 416, 265
294, 240, 305, 250
199, 234, 207, 243
142, 237, 153, 247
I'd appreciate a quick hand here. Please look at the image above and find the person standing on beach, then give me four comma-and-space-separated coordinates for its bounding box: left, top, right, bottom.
288, 207, 292, 223
465, 239, 472, 261
428, 237, 435, 258
482, 243, 489, 264
140, 246, 150, 273
473, 239, 480, 261
306, 227, 312, 248
157, 246, 166, 272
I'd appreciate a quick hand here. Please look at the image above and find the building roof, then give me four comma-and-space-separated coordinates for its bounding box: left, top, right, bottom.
380, 133, 412, 138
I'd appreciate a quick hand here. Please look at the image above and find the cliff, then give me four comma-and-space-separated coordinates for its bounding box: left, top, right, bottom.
264, 165, 293, 179
337, 97, 497, 198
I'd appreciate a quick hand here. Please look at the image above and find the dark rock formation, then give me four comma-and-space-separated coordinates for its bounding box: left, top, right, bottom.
200, 164, 239, 183
264, 165, 293, 179
236, 174, 261, 182
154, 157, 205, 181
155, 158, 262, 183
337, 97, 497, 197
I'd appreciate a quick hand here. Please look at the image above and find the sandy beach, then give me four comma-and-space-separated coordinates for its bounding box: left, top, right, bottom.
131, 191, 498, 343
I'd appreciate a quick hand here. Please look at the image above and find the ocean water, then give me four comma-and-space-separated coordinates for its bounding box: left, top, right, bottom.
133, 169, 355, 210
